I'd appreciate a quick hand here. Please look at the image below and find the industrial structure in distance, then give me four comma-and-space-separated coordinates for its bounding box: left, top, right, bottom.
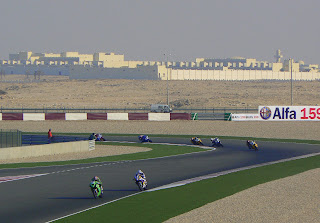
0, 50, 319, 81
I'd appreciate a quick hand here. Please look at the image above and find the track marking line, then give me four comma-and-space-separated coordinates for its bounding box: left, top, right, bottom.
46, 191, 143, 223
0, 173, 49, 184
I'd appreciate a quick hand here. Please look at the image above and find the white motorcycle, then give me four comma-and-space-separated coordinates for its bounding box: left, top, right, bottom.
134, 175, 148, 191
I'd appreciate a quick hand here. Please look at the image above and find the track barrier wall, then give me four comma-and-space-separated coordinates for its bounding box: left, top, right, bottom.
231, 113, 260, 121
0, 129, 22, 148
0, 140, 94, 160
23, 113, 45, 121
224, 113, 232, 121
0, 113, 191, 121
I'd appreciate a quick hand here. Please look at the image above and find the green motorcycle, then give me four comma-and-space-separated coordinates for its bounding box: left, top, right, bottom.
90, 180, 104, 199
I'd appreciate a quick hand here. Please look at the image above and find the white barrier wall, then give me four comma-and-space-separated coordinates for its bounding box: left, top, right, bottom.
170, 69, 320, 81
0, 140, 94, 160
65, 113, 87, 120
0, 112, 190, 121
107, 113, 129, 120
231, 114, 260, 121
23, 113, 45, 121
148, 113, 171, 121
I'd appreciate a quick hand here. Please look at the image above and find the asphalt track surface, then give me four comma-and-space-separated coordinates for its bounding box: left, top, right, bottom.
0, 136, 320, 223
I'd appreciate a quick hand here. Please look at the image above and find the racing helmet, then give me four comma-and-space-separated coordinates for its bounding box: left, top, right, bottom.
210, 138, 214, 142
138, 170, 143, 174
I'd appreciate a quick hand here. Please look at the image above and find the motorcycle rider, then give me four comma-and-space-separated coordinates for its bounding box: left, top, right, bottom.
90, 176, 103, 197
139, 135, 150, 142
91, 176, 102, 187
247, 140, 256, 148
192, 137, 200, 143
134, 169, 146, 181
211, 137, 221, 146
95, 133, 105, 141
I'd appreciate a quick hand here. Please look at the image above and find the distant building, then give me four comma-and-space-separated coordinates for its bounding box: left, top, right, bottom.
0, 50, 319, 81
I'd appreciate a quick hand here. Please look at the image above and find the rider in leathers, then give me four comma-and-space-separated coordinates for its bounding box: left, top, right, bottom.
134, 170, 146, 181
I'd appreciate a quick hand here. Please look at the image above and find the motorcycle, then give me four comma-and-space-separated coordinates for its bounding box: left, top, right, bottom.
211, 138, 224, 147
139, 135, 152, 143
247, 141, 258, 151
135, 175, 148, 191
191, 137, 204, 146
95, 134, 106, 141
89, 180, 104, 199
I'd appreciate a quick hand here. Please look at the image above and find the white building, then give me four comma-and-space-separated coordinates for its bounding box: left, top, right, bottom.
0, 50, 319, 81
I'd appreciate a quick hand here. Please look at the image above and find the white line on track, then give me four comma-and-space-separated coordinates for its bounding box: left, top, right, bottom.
46, 192, 143, 223
0, 173, 49, 184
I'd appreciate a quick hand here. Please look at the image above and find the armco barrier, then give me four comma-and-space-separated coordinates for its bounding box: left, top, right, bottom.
170, 113, 191, 120
107, 113, 129, 120
0, 140, 94, 160
22, 135, 88, 145
45, 113, 65, 120
87, 113, 107, 120
2, 113, 23, 120
23, 113, 45, 121
65, 113, 87, 120
128, 113, 149, 120
0, 113, 192, 121
148, 113, 171, 121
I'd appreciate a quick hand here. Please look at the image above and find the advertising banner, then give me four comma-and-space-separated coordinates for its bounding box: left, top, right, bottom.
258, 106, 320, 121
231, 114, 260, 121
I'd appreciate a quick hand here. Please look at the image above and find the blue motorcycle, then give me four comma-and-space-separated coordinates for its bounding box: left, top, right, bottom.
138, 135, 152, 143
211, 138, 224, 147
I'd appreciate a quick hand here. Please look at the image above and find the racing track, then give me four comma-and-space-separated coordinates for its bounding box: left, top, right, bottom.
0, 136, 320, 223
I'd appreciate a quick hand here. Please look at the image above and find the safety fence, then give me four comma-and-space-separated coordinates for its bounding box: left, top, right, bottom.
0, 107, 257, 114
22, 134, 88, 145
0, 129, 22, 148
0, 113, 191, 121
0, 112, 240, 121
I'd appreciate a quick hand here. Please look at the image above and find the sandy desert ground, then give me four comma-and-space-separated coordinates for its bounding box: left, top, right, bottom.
0, 75, 319, 109
0, 75, 319, 222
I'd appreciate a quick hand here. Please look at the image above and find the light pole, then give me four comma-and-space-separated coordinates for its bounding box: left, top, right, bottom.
164, 53, 170, 105
167, 69, 169, 105
290, 58, 293, 106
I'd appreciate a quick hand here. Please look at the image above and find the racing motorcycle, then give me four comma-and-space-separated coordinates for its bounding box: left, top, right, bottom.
211, 138, 224, 147
247, 140, 258, 151
134, 175, 148, 191
89, 180, 104, 199
191, 137, 204, 146
138, 135, 152, 143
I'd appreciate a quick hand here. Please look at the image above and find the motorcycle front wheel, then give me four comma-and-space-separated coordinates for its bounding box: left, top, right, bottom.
138, 182, 144, 191
99, 186, 104, 198
92, 188, 98, 199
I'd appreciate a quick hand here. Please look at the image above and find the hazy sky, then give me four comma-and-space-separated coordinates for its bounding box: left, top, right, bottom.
1, 0, 319, 64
